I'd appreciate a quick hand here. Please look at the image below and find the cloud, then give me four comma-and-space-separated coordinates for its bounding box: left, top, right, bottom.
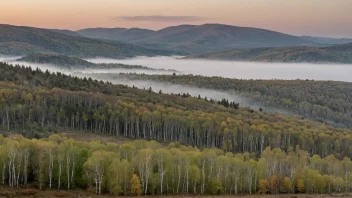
118, 15, 204, 22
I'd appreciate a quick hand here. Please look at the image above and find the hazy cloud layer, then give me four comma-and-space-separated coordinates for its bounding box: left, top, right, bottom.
89, 56, 352, 82
118, 15, 204, 22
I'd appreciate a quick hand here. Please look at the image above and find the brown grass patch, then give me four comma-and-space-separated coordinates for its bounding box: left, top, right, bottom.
0, 187, 351, 198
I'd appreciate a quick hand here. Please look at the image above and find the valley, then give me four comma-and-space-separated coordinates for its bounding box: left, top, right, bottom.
1, 2, 352, 196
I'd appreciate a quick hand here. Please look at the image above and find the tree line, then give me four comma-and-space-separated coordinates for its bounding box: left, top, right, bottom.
1, 135, 352, 195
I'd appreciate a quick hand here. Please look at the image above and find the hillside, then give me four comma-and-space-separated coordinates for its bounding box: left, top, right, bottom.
77, 27, 155, 42
118, 73, 352, 129
185, 44, 352, 63
49, 29, 83, 37
76, 24, 317, 53
17, 54, 175, 71
323, 42, 352, 52
17, 54, 95, 67
0, 62, 352, 195
301, 36, 352, 45
0, 24, 179, 58
1, 61, 351, 157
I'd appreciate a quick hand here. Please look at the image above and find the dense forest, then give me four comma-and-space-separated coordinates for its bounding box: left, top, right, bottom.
119, 73, 352, 129
1, 135, 352, 195
1, 62, 352, 195
0, 62, 352, 157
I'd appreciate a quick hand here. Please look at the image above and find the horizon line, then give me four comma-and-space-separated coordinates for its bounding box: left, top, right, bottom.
1, 23, 351, 39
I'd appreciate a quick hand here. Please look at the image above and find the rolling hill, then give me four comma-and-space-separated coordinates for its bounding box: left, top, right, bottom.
185, 43, 352, 63
120, 73, 352, 129
301, 36, 352, 45
0, 24, 180, 58
17, 54, 95, 67
77, 27, 155, 42
76, 24, 318, 53
17, 53, 176, 71
49, 29, 83, 37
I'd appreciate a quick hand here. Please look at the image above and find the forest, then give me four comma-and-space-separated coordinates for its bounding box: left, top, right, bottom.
1, 134, 352, 196
1, 62, 352, 158
1, 61, 352, 196
119, 73, 352, 129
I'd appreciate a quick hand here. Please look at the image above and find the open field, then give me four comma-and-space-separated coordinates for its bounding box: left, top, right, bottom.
1, 187, 351, 198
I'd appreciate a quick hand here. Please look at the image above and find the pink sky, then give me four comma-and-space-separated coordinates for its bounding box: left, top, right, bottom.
1, 0, 351, 37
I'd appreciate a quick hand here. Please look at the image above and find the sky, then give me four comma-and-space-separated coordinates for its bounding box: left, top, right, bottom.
1, 0, 352, 37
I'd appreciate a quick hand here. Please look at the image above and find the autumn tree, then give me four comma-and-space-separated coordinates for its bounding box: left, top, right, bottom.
130, 174, 142, 196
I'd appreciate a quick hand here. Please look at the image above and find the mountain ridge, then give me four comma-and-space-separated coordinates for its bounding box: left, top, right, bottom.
0, 24, 180, 58
75, 23, 319, 53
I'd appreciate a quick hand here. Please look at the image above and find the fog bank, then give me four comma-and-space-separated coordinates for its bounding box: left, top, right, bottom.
77, 73, 290, 113
86, 56, 352, 82
5, 60, 179, 76
79, 73, 246, 103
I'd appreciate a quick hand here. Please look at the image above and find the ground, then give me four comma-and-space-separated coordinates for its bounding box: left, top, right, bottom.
0, 187, 351, 198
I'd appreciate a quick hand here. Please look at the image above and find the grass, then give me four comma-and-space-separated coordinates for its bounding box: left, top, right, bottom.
0, 187, 351, 198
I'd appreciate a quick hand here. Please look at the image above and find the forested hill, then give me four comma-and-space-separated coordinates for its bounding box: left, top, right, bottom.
0, 62, 352, 159
118, 73, 352, 129
18, 54, 95, 67
1, 62, 352, 195
185, 44, 352, 63
0, 24, 180, 58
17, 54, 176, 71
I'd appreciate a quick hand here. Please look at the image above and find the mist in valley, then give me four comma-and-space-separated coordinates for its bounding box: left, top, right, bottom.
2, 55, 349, 115
4, 60, 179, 76
0, 56, 21, 62
86, 56, 352, 82
77, 72, 245, 102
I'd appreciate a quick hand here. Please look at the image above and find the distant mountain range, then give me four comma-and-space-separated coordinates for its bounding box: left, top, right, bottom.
0, 24, 180, 58
185, 43, 352, 63
77, 24, 321, 53
1, 23, 352, 60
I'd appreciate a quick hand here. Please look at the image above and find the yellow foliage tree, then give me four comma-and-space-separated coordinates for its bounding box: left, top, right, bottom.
130, 174, 142, 196
280, 177, 292, 193
269, 175, 278, 194
259, 179, 268, 194
296, 179, 305, 193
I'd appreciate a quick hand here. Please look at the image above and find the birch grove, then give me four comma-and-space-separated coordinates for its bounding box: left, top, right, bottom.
0, 135, 351, 195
